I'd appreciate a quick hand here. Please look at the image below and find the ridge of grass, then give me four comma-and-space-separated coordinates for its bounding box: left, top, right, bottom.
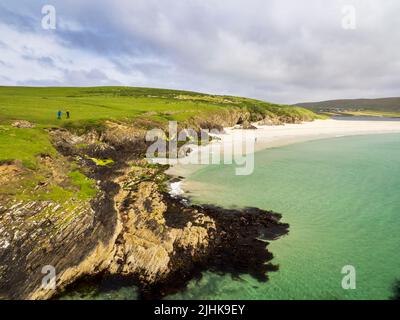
67, 171, 97, 200
0, 125, 56, 169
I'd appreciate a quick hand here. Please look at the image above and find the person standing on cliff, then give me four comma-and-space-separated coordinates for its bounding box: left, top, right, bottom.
66, 110, 70, 119
57, 110, 62, 120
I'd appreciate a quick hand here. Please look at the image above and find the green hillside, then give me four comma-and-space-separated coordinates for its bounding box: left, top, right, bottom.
0, 85, 319, 226
0, 86, 317, 126
0, 86, 318, 166
296, 97, 400, 117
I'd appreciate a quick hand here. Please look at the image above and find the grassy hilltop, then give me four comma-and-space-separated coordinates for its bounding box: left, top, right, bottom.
0, 86, 318, 168
0, 86, 318, 126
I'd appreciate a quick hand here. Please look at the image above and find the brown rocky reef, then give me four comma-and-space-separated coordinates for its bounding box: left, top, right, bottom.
0, 120, 289, 300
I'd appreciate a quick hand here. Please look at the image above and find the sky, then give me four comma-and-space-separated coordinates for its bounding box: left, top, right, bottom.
0, 0, 399, 104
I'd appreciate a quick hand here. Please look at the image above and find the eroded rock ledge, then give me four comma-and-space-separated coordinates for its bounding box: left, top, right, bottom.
94, 177, 288, 300
0, 122, 289, 300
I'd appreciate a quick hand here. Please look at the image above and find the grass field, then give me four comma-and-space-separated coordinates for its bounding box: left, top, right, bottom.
0, 86, 222, 127
0, 86, 317, 126
0, 126, 55, 168
0, 86, 318, 165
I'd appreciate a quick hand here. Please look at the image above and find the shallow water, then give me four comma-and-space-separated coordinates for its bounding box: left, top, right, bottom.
169, 133, 400, 300
62, 133, 400, 300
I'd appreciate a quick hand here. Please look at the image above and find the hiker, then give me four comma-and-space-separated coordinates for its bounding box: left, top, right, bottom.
66, 110, 70, 119
57, 110, 62, 119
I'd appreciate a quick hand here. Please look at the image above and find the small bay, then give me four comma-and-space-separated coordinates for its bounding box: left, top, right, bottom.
169, 133, 400, 300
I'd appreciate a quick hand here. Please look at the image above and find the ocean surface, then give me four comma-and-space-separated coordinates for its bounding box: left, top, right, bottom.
63, 133, 400, 300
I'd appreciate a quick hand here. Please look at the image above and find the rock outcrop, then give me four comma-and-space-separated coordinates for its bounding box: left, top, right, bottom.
11, 120, 35, 129
0, 120, 289, 300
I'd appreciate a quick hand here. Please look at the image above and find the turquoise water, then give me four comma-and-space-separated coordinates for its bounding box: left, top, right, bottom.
168, 134, 400, 300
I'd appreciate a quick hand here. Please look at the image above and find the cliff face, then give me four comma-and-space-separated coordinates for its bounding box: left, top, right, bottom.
106, 173, 289, 299
0, 117, 289, 300
0, 151, 119, 299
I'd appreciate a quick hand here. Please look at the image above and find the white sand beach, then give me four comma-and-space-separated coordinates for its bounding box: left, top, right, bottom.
164, 118, 400, 179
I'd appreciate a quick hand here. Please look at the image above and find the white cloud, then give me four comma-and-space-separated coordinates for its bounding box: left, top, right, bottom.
0, 0, 400, 103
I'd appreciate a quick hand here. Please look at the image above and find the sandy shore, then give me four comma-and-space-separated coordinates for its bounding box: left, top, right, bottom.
164, 118, 400, 183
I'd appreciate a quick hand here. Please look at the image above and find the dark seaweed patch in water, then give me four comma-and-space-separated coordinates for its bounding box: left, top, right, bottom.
391, 279, 400, 300
56, 275, 140, 300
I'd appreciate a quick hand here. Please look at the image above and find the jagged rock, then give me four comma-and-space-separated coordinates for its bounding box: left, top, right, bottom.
237, 120, 258, 129
0, 163, 24, 185
257, 117, 283, 126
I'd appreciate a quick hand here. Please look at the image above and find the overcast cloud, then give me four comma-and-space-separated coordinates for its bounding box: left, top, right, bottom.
0, 0, 399, 104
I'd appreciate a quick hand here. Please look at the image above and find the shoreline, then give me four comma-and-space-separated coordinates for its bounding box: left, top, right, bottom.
164, 118, 400, 196
56, 117, 400, 300
3, 116, 400, 300
33, 126, 290, 300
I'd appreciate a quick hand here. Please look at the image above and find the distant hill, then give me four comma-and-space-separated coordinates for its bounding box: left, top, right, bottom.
295, 97, 400, 113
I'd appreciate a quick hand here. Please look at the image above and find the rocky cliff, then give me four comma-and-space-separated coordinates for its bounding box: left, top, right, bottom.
0, 116, 289, 300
